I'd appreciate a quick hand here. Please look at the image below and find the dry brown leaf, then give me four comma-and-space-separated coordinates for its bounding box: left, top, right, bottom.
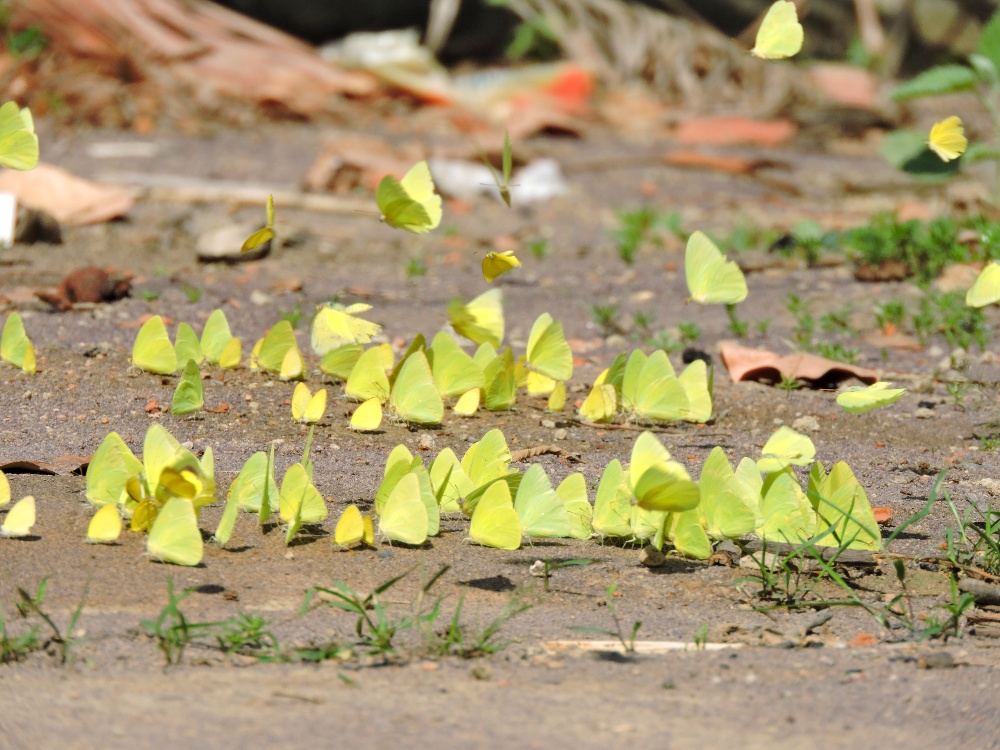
664, 150, 783, 176
0, 455, 91, 475
672, 116, 797, 147
0, 163, 134, 225
720, 341, 878, 387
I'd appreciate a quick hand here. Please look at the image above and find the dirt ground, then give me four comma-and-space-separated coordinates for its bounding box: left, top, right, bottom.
3, 100, 1000, 749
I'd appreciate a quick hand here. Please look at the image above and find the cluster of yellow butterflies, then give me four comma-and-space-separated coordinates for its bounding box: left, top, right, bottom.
3, 420, 883, 564
338, 306, 572, 431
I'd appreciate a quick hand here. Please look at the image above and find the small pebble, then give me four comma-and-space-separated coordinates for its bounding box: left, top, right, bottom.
639, 545, 666, 568
553, 428, 568, 440
250, 290, 271, 306
541, 419, 556, 429
914, 407, 935, 419
792, 415, 820, 432
417, 434, 435, 451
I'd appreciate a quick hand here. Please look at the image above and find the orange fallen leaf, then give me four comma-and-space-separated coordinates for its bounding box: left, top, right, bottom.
210, 403, 231, 413
849, 633, 878, 647
805, 65, 878, 109
448, 198, 473, 215
860, 332, 923, 351
0, 455, 92, 476
271, 278, 303, 293
441, 237, 470, 252
144, 400, 161, 414
673, 117, 797, 147
873, 507, 893, 526
664, 150, 782, 176
0, 163, 134, 225
493, 235, 519, 252
720, 342, 879, 388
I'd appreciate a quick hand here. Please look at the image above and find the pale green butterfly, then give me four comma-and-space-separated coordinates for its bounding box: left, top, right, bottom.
513, 464, 572, 538
85, 432, 143, 508
685, 231, 748, 305
132, 315, 177, 375
376, 161, 442, 233
170, 359, 204, 416
388, 350, 444, 425
469, 479, 521, 550
836, 382, 906, 415
428, 331, 485, 398
758, 426, 815, 474
146, 498, 203, 566
0, 101, 39, 171
378, 472, 429, 545
751, 0, 804, 60
628, 431, 700, 513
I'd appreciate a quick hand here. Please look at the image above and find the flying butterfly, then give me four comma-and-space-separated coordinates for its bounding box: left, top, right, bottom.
928, 116, 968, 163
751, 1, 804, 60
376, 161, 442, 234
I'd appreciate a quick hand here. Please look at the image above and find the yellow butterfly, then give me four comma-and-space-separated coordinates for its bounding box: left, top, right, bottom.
482, 251, 521, 283
334, 504, 374, 547
752, 1, 804, 60
377, 161, 442, 234
1, 495, 35, 537
87, 504, 122, 544
291, 382, 327, 424
241, 194, 275, 253
928, 116, 968, 162
0, 101, 39, 171
350, 397, 383, 431
1, 311, 35, 374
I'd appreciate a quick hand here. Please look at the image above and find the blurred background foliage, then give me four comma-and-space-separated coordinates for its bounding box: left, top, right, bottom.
210, 0, 1000, 74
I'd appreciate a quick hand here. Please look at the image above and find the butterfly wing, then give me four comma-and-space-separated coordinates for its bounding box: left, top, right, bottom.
469, 480, 521, 549
0, 101, 39, 171
133, 316, 178, 375
752, 1, 804, 60
966, 262, 1000, 307
147, 498, 203, 566
2, 495, 35, 537
389, 351, 444, 425
928, 116, 968, 162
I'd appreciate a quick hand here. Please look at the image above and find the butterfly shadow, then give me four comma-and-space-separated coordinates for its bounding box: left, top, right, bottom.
643, 557, 703, 575
287, 525, 330, 548
458, 575, 516, 593
193, 584, 226, 595
883, 529, 927, 541
150, 558, 206, 569
588, 650, 641, 664
382, 540, 435, 550
4, 534, 40, 542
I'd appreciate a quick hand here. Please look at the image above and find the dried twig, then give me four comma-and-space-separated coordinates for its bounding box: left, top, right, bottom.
510, 445, 582, 463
